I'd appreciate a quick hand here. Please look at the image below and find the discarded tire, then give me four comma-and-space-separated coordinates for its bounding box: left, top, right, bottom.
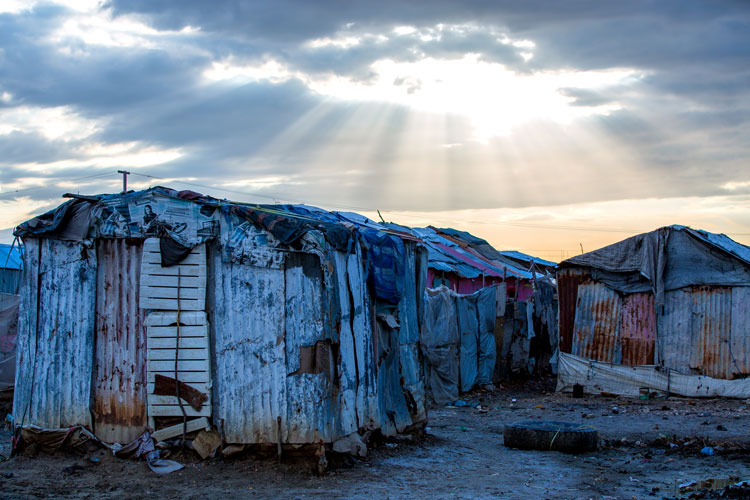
504, 421, 598, 453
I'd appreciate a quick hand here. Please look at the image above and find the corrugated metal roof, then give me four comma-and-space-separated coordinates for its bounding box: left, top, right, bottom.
499, 250, 558, 268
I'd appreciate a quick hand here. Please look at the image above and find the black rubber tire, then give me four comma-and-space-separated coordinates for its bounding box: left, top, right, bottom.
503, 421, 599, 453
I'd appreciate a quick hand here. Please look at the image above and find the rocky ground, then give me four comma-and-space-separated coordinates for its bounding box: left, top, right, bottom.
1, 379, 749, 499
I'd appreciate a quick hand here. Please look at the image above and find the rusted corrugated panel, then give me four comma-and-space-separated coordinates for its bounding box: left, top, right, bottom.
210, 245, 288, 444
620, 293, 656, 365
659, 286, 737, 379
13, 238, 96, 429
556, 267, 590, 354
93, 239, 147, 444
571, 282, 622, 363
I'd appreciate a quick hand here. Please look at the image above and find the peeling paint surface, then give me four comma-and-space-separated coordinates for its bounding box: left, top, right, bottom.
13, 238, 96, 429
210, 245, 288, 444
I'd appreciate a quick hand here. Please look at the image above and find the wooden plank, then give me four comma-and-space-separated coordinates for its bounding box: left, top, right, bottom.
147, 404, 211, 417
148, 325, 208, 337
138, 274, 205, 288
147, 337, 208, 349
147, 348, 209, 361
141, 262, 206, 278
152, 417, 210, 441
147, 382, 210, 394
143, 238, 205, 253
144, 312, 206, 327
140, 297, 205, 311
148, 393, 211, 406
142, 247, 205, 258
141, 286, 206, 300
148, 359, 209, 372
141, 252, 206, 266
147, 371, 210, 383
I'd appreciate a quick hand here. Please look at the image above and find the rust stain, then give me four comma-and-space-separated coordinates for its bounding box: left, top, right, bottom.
620, 293, 655, 365
557, 267, 591, 354
93, 239, 147, 443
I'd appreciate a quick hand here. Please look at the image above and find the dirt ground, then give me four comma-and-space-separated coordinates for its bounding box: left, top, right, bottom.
1, 379, 749, 500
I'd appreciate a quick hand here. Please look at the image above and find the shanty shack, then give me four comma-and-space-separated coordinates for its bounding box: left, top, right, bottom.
12, 187, 427, 449
557, 225, 750, 397
413, 226, 558, 403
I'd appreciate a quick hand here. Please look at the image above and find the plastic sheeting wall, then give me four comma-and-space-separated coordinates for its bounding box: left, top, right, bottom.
0, 293, 19, 391
421, 286, 496, 403
13, 238, 97, 429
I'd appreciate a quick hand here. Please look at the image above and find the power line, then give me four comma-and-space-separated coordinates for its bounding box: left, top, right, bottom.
0, 171, 118, 199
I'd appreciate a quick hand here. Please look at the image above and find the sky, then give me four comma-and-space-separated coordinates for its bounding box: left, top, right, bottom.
0, 0, 748, 261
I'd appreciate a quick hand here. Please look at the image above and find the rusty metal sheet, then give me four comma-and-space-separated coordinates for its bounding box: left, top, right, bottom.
571, 282, 622, 363
13, 238, 96, 429
556, 267, 590, 354
93, 239, 147, 443
620, 293, 656, 365
658, 286, 741, 379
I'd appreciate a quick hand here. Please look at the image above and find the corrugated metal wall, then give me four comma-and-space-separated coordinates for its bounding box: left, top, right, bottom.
564, 273, 749, 378
620, 293, 656, 365
209, 245, 288, 444
571, 282, 622, 363
93, 239, 147, 444
13, 238, 96, 429
284, 251, 336, 443
567, 281, 656, 366
658, 286, 749, 379
557, 267, 590, 354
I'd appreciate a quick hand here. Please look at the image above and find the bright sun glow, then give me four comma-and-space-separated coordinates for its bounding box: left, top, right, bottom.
204, 54, 640, 140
